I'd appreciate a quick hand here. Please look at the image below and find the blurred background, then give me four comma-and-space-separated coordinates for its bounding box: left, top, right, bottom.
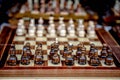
0, 0, 120, 44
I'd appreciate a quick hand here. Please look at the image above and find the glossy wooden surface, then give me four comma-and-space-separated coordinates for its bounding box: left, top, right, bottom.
0, 27, 120, 77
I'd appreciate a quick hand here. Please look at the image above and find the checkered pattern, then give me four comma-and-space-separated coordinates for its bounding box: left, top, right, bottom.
5, 30, 116, 67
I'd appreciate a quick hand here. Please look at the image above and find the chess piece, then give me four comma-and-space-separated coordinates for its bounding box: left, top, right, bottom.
49, 16, 54, 25
100, 44, 108, 58
24, 42, 31, 50
105, 49, 114, 65
31, 3, 39, 14
90, 49, 100, 66
35, 50, 43, 65
51, 52, 60, 64
38, 17, 44, 29
16, 19, 25, 36
48, 23, 56, 36
65, 54, 74, 66
76, 43, 83, 58
49, 43, 55, 58
63, 44, 69, 58
89, 43, 95, 58
21, 52, 30, 65
28, 19, 36, 36
59, 23, 66, 37
68, 19, 75, 36
7, 48, 17, 66
87, 21, 96, 37
77, 19, 85, 37
78, 52, 86, 65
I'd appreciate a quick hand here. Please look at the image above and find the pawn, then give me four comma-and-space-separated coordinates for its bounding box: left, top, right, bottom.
100, 44, 108, 58
105, 49, 114, 65
78, 52, 86, 65
65, 54, 74, 66
7, 50, 17, 66
89, 43, 95, 58
90, 50, 100, 66
21, 52, 30, 65
49, 43, 55, 58
76, 43, 83, 58
34, 52, 44, 65
51, 52, 60, 64
24, 42, 31, 50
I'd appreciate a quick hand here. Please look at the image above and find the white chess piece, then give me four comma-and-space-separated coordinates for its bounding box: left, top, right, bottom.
16, 20, 25, 36
87, 21, 96, 37
37, 29, 44, 37
38, 17, 44, 30
77, 19, 85, 37
68, 24, 75, 36
49, 16, 54, 24
28, 22, 36, 36
59, 23, 66, 37
48, 23, 56, 36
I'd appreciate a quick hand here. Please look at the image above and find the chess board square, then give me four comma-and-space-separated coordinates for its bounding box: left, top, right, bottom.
24, 41, 36, 46
74, 60, 89, 67
43, 55, 48, 60
90, 41, 102, 47
13, 36, 25, 41
67, 35, 77, 38
58, 37, 68, 42
48, 60, 62, 66
87, 34, 98, 39
72, 50, 76, 55
15, 45, 24, 50
84, 45, 90, 51
100, 60, 116, 67
47, 41, 55, 46
36, 37, 47, 41
60, 55, 65, 60
25, 34, 36, 38
68, 41, 79, 46
31, 49, 35, 55
19, 60, 34, 67
59, 45, 64, 50
42, 45, 47, 50
46, 34, 57, 38
78, 38, 89, 42
16, 54, 22, 60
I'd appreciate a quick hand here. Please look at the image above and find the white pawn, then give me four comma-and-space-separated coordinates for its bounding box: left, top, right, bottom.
59, 24, 66, 37
38, 17, 44, 30
49, 16, 54, 24
87, 21, 96, 37
16, 20, 25, 36
77, 19, 85, 37
69, 18, 74, 25
28, 22, 36, 36
48, 23, 56, 36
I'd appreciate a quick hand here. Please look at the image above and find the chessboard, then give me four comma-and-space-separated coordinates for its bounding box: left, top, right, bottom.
0, 18, 120, 77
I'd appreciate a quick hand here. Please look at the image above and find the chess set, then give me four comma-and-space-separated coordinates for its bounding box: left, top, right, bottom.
0, 17, 120, 77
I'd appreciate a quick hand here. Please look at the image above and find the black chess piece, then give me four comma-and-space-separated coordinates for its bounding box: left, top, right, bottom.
78, 52, 86, 65
105, 49, 114, 65
65, 54, 74, 66
89, 43, 96, 58
21, 52, 30, 65
35, 52, 43, 65
100, 44, 108, 58
51, 52, 60, 64
90, 49, 100, 66
49, 43, 55, 58
24, 42, 31, 50
7, 49, 17, 66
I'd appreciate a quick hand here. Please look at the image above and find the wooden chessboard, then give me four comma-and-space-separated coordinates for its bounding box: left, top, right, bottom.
0, 27, 120, 77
